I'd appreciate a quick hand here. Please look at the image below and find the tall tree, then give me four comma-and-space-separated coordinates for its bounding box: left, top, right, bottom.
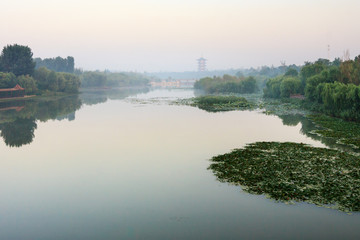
66, 56, 75, 73
0, 44, 35, 76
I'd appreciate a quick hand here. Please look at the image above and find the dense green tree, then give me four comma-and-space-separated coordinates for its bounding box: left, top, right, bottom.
242, 76, 257, 93
223, 74, 237, 81
56, 74, 66, 91
327, 66, 341, 83
300, 61, 326, 87
264, 75, 302, 98
339, 57, 360, 85
280, 77, 302, 98
263, 56, 360, 121
284, 68, 298, 77
305, 74, 326, 101
33, 67, 80, 93
66, 56, 75, 73
263, 77, 282, 98
301, 61, 326, 78
195, 75, 258, 94
0, 44, 35, 76
0, 72, 17, 88
34, 56, 75, 73
63, 73, 80, 93
339, 60, 354, 84
47, 71, 58, 91
33, 67, 51, 89
332, 58, 342, 67
315, 58, 331, 66
17, 75, 38, 94
81, 71, 107, 87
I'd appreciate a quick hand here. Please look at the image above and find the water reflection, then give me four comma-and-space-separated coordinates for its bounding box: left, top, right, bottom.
0, 87, 149, 147
1, 89, 359, 239
190, 96, 358, 152
0, 96, 81, 147
0, 118, 37, 147
80, 87, 149, 106
278, 114, 360, 153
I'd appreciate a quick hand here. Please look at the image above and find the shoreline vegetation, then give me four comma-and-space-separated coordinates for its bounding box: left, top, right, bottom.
263, 56, 360, 122
2, 43, 360, 212
188, 63, 360, 212
0, 44, 151, 100
194, 75, 259, 94
183, 93, 360, 151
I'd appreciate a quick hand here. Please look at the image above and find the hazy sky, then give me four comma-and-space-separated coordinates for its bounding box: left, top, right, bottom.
1, 0, 360, 72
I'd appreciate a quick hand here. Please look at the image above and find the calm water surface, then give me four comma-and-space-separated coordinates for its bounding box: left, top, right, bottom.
0, 89, 359, 239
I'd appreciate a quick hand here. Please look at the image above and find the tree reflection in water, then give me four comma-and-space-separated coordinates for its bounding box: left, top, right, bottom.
0, 118, 37, 147
0, 96, 81, 147
0, 87, 149, 148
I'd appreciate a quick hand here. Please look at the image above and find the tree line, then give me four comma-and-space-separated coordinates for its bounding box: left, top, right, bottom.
237, 64, 301, 79
80, 71, 150, 88
0, 44, 80, 95
194, 74, 258, 94
263, 56, 360, 121
34, 56, 75, 73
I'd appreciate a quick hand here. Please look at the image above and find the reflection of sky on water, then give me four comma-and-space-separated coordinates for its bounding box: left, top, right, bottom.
0, 89, 359, 240
126, 88, 196, 105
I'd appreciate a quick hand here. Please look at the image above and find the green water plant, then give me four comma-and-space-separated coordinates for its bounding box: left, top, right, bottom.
190, 95, 255, 112
309, 115, 360, 149
209, 142, 360, 212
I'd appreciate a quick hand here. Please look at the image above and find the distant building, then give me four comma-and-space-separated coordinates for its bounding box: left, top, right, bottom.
197, 57, 207, 72
0, 84, 25, 99
149, 79, 196, 88
150, 80, 181, 88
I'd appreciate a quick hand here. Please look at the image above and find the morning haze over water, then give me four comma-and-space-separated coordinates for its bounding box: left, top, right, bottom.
0, 89, 359, 239
1, 0, 360, 239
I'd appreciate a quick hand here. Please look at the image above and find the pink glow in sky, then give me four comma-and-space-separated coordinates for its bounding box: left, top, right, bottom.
1, 0, 359, 71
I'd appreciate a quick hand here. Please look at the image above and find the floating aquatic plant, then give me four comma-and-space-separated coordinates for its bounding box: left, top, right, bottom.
188, 95, 256, 112
209, 142, 360, 212
308, 115, 360, 149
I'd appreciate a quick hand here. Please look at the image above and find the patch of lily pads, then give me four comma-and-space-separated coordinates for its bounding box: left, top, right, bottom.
209, 142, 360, 212
187, 95, 256, 112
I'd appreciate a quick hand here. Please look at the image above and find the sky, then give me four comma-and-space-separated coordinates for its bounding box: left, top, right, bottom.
1, 0, 360, 72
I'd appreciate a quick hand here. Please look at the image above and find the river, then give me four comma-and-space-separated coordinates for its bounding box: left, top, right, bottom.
0, 88, 359, 239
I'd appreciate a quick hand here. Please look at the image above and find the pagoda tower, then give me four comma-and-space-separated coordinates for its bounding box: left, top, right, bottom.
197, 57, 207, 72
